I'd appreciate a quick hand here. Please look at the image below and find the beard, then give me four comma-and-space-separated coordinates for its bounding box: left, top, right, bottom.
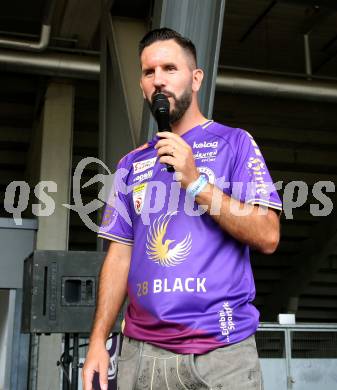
148, 85, 192, 125
167, 88, 192, 124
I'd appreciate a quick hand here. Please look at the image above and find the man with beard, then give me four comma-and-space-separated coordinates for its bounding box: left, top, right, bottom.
83, 28, 282, 390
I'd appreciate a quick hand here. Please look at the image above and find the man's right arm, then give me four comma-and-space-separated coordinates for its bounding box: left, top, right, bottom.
82, 241, 132, 390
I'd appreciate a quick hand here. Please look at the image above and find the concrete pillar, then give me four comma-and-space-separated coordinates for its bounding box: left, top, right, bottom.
33, 81, 74, 390
100, 10, 146, 171
112, 18, 147, 143
36, 82, 74, 250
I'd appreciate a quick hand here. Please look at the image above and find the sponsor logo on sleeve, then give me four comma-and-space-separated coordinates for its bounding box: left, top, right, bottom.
247, 157, 269, 195
133, 157, 157, 174
247, 157, 265, 172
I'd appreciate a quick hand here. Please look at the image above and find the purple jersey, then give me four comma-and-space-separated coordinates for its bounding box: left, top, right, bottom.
98, 121, 282, 354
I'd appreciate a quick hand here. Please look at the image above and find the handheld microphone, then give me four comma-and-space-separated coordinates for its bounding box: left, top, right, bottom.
152, 92, 175, 172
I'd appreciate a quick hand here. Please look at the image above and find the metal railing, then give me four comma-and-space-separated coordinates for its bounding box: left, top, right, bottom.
257, 323, 337, 390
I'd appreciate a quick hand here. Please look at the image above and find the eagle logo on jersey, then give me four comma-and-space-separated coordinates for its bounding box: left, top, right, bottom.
146, 212, 192, 267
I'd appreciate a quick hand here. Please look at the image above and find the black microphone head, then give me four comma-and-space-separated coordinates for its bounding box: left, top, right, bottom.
151, 92, 171, 131
151, 92, 170, 115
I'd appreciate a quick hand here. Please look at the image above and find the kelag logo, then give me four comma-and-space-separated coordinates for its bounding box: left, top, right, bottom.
193, 140, 218, 149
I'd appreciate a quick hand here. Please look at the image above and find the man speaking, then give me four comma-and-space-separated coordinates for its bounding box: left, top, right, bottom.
83, 28, 282, 390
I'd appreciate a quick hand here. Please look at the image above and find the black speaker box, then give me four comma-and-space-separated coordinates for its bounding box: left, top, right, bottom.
21, 250, 123, 334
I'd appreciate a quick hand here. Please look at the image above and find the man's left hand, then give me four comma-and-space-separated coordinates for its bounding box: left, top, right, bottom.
155, 132, 199, 189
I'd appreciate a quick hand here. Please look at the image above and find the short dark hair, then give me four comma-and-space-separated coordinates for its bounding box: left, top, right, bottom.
139, 27, 197, 67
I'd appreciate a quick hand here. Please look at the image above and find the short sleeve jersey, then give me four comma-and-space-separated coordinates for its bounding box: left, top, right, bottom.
98, 121, 282, 354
